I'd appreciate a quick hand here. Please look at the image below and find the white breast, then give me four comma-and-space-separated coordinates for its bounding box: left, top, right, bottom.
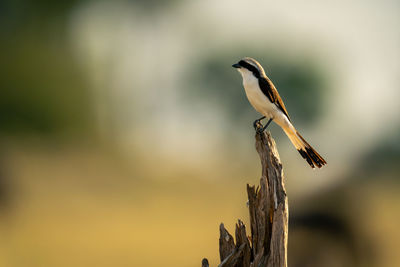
239, 68, 279, 118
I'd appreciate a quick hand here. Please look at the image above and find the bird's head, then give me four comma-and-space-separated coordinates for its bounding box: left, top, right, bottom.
232, 57, 265, 79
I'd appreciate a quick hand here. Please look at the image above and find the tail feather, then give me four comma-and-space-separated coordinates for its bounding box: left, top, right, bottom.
280, 121, 327, 169
296, 131, 327, 169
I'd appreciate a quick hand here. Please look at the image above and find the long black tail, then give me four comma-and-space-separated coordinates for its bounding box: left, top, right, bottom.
296, 131, 327, 169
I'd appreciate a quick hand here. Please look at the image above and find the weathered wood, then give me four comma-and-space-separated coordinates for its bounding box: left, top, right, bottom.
255, 131, 288, 267
203, 131, 288, 267
219, 223, 235, 261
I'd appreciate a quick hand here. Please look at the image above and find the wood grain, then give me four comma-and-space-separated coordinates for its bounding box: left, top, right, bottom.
203, 131, 288, 267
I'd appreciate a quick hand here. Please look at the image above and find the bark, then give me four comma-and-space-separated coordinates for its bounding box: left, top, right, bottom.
203, 131, 288, 267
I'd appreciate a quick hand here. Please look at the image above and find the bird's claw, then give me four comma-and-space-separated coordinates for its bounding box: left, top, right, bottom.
253, 120, 262, 130
256, 125, 264, 134
253, 120, 259, 130
254, 121, 264, 133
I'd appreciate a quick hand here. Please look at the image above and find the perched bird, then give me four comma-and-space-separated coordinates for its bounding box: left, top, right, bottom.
232, 57, 326, 169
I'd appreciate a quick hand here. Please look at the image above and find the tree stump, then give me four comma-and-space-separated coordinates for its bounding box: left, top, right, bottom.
203, 131, 288, 267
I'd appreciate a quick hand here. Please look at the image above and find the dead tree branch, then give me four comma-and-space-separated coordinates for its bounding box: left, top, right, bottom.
203, 131, 288, 267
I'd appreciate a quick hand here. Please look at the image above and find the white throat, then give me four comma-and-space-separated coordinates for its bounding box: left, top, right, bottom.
238, 68, 258, 87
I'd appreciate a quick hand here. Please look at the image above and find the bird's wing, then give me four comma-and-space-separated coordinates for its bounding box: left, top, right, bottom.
258, 77, 291, 121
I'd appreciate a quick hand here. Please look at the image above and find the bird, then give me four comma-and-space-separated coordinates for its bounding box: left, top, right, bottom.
232, 57, 326, 169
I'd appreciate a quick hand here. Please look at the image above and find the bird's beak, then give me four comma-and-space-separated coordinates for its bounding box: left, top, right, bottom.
232, 63, 241, 68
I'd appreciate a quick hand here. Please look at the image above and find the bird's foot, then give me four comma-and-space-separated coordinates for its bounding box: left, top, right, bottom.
253, 120, 259, 130
255, 122, 265, 134
255, 118, 273, 134
253, 116, 265, 130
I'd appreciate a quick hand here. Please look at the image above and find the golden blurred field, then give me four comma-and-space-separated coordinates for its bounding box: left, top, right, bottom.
0, 142, 251, 266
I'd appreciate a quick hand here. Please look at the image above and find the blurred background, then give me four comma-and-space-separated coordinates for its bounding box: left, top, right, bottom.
0, 0, 399, 266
